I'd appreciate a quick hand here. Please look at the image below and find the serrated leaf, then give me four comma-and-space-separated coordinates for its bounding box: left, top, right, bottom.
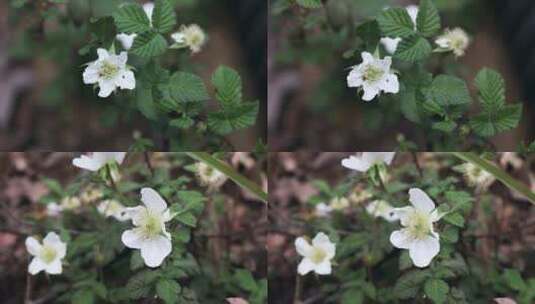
295, 0, 322, 8
442, 226, 459, 243
113, 3, 151, 33
444, 212, 465, 227
424, 279, 449, 304
175, 212, 197, 227
207, 102, 259, 135
394, 270, 431, 299
474, 68, 505, 110
377, 8, 416, 38
394, 35, 432, 62
212, 66, 242, 108
470, 104, 522, 137
416, 0, 441, 37
131, 31, 168, 57
427, 75, 471, 106
156, 279, 181, 304
168, 72, 209, 103
433, 121, 457, 132
170, 117, 194, 129
504, 269, 526, 291
153, 0, 176, 33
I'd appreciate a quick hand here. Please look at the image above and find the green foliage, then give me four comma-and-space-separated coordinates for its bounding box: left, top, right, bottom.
416, 0, 441, 37
377, 8, 416, 38
295, 0, 322, 9
394, 35, 432, 62
424, 279, 449, 304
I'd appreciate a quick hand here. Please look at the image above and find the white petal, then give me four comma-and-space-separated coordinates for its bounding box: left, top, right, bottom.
115, 70, 136, 90
140, 235, 172, 268
341, 155, 371, 172
361, 83, 380, 101
117, 52, 128, 66
125, 206, 147, 226
314, 260, 332, 275
72, 154, 102, 171
390, 229, 412, 249
297, 258, 315, 275
83, 64, 100, 84
116, 33, 136, 50
113, 152, 126, 164
97, 48, 109, 60
408, 188, 435, 213
347, 68, 363, 88
294, 237, 313, 257
98, 80, 116, 98
361, 52, 374, 64
141, 188, 167, 213
394, 207, 415, 226
381, 73, 399, 93
381, 152, 396, 165
406, 5, 419, 26
380, 37, 401, 54
28, 258, 46, 275
408, 236, 440, 268
121, 229, 144, 249
44, 259, 62, 275
43, 232, 61, 246
143, 2, 155, 23
435, 38, 449, 48
25, 237, 42, 256
312, 233, 335, 258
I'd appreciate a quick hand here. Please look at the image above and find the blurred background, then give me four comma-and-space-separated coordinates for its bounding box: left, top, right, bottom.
269, 0, 535, 151
0, 0, 266, 151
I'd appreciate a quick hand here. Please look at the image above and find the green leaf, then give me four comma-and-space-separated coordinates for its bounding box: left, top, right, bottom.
394, 35, 432, 62
443, 212, 465, 227
416, 0, 441, 37
126, 270, 160, 299
113, 3, 151, 33
175, 212, 197, 227
72, 289, 95, 304
377, 7, 416, 38
394, 270, 431, 299
295, 0, 322, 8
152, 0, 176, 34
474, 68, 505, 110
131, 31, 168, 57
156, 279, 181, 304
504, 269, 526, 291
207, 102, 259, 135
427, 75, 471, 106
432, 121, 457, 133
341, 289, 364, 304
170, 117, 194, 129
212, 66, 243, 108
136, 85, 159, 120
234, 269, 258, 292
441, 226, 459, 243
470, 104, 522, 137
130, 251, 144, 271
424, 279, 449, 304
168, 72, 209, 103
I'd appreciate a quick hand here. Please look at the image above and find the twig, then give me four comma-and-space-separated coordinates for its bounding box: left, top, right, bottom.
411, 151, 423, 178
24, 271, 32, 304
293, 273, 302, 304
143, 152, 154, 176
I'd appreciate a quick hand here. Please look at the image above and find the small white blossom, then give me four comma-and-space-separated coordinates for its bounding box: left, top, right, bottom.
25, 232, 67, 275
80, 187, 104, 204
460, 162, 495, 191
82, 49, 136, 98
295, 232, 336, 276
171, 24, 207, 54
45, 202, 63, 217
72, 152, 126, 172
435, 27, 470, 57
315, 202, 332, 217
349, 188, 372, 205
390, 188, 442, 268
115, 3, 154, 50
341, 152, 396, 172
98, 199, 130, 222
347, 52, 399, 101
60, 196, 82, 211
366, 200, 399, 222
196, 162, 228, 189
380, 5, 419, 54
330, 197, 350, 211
121, 188, 173, 268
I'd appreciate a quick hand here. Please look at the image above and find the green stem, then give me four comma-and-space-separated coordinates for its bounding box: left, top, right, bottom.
452, 152, 535, 205
185, 152, 268, 204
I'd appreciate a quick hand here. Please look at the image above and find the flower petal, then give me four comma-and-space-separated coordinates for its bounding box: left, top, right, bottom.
116, 70, 136, 90
72, 154, 102, 171
312, 233, 335, 258
361, 83, 380, 101
347, 68, 363, 88
380, 37, 401, 54
28, 258, 45, 275
98, 80, 116, 98
121, 229, 144, 249
390, 229, 412, 249
297, 258, 315, 275
141, 188, 167, 213
341, 155, 372, 172
361, 52, 374, 64
294, 237, 313, 257
314, 260, 332, 275
83, 64, 100, 84
116, 33, 137, 50
44, 259, 63, 275
25, 237, 42, 256
408, 236, 440, 268
382, 73, 399, 94
408, 188, 435, 213
97, 48, 109, 60
140, 235, 172, 268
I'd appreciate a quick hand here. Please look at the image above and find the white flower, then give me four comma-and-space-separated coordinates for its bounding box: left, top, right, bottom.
72, 152, 126, 172
171, 24, 207, 54
295, 232, 336, 275
347, 52, 399, 101
330, 197, 349, 211
380, 5, 419, 54
341, 152, 396, 172
196, 162, 228, 189
121, 188, 173, 268
46, 202, 63, 217
315, 202, 332, 217
98, 199, 130, 222
435, 27, 470, 57
25, 232, 67, 275
82, 49, 136, 98
349, 187, 372, 204
80, 187, 104, 204
366, 200, 399, 222
460, 162, 495, 191
115, 2, 154, 50
390, 188, 442, 268
60, 196, 82, 211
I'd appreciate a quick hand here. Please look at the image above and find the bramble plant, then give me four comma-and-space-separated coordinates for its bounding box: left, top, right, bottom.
9, 0, 260, 150
291, 152, 535, 304
21, 152, 268, 304
271, 0, 526, 150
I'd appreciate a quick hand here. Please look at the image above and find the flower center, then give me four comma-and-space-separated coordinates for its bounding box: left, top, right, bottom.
310, 247, 327, 264
99, 61, 119, 80
363, 65, 385, 83
40, 245, 57, 264
407, 211, 432, 240
141, 213, 163, 238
